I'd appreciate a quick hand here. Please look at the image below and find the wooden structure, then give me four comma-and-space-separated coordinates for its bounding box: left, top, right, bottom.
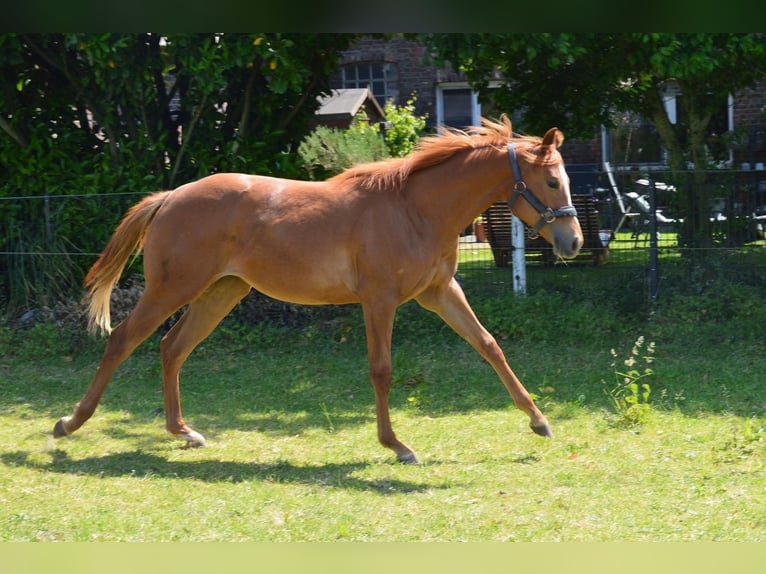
312, 88, 386, 130
482, 194, 610, 266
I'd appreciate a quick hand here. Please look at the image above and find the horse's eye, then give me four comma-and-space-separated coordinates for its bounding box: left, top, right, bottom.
547, 179, 560, 190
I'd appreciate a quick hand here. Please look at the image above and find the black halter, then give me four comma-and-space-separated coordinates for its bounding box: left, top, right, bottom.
506, 142, 578, 239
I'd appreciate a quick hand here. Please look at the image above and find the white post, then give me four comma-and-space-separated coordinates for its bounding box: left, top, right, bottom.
511, 215, 527, 294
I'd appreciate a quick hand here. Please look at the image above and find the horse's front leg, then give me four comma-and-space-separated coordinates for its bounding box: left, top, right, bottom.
416, 278, 552, 437
362, 299, 419, 464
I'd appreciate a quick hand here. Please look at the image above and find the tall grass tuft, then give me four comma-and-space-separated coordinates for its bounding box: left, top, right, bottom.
3, 221, 80, 310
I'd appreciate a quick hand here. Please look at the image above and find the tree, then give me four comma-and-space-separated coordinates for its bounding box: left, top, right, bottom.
1, 33, 358, 190
423, 33, 766, 246
0, 33, 358, 307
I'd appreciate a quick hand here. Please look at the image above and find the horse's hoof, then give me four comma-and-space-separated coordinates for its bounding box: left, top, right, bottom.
530, 422, 553, 437
397, 451, 420, 465
180, 430, 207, 448
53, 418, 69, 438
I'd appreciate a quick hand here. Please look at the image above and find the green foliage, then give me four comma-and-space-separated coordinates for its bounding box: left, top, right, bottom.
603, 336, 656, 427
2, 225, 80, 310
0, 320, 77, 360
651, 255, 766, 343
208, 321, 289, 350
467, 291, 623, 345
423, 33, 766, 246
382, 95, 427, 158
0, 321, 12, 349
0, 33, 359, 308
297, 114, 389, 180
714, 418, 765, 463
297, 96, 427, 179
424, 33, 766, 140
659, 283, 766, 325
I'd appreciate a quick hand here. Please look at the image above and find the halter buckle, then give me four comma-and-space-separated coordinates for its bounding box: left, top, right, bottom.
542, 208, 557, 224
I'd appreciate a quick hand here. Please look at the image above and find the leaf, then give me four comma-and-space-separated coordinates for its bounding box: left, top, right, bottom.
641, 383, 652, 402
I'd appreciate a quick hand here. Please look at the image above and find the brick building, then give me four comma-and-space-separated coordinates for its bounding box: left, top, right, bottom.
731, 80, 766, 167
331, 35, 766, 177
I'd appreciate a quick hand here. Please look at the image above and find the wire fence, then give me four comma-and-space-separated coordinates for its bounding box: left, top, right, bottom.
458, 165, 766, 302
2, 166, 766, 313
456, 232, 766, 300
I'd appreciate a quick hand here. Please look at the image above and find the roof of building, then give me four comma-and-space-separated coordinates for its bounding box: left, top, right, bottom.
315, 88, 385, 121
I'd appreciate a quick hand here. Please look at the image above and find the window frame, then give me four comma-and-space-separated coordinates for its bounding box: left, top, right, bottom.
340, 62, 395, 108
602, 90, 734, 169
435, 81, 503, 129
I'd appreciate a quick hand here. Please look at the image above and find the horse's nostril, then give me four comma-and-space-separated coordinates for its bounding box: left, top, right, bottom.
573, 237, 582, 252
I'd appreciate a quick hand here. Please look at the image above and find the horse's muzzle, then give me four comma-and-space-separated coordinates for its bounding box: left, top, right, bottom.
552, 227, 583, 259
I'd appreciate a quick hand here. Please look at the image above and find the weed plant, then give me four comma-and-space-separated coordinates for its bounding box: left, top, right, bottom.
603, 336, 655, 427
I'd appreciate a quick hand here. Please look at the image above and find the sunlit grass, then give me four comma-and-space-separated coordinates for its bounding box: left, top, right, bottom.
3, 244, 765, 541
1, 323, 764, 541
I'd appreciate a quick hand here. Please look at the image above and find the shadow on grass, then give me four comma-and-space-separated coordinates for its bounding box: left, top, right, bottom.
93, 408, 378, 441
0, 448, 443, 494
5, 283, 765, 444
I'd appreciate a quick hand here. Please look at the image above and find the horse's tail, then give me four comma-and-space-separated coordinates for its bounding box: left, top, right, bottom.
85, 191, 170, 336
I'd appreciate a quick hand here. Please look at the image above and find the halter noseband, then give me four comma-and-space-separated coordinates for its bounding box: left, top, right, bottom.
506, 142, 577, 239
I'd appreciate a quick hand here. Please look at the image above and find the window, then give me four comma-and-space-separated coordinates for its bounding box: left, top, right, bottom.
341, 63, 396, 108
438, 87, 474, 128
605, 89, 733, 167
675, 94, 732, 164
435, 83, 507, 129
605, 111, 665, 165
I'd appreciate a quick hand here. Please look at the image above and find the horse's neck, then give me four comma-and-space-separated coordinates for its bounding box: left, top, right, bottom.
407, 149, 511, 238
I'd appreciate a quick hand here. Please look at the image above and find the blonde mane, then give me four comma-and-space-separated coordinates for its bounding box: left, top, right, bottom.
328, 115, 557, 192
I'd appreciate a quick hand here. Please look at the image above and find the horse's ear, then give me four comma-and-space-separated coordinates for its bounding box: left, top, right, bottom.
499, 113, 512, 134
542, 127, 564, 149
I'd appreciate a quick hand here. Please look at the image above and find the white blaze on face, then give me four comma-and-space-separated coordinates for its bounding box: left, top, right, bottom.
559, 164, 574, 206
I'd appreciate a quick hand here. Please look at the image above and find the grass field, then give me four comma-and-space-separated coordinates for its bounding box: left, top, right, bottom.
1, 271, 764, 541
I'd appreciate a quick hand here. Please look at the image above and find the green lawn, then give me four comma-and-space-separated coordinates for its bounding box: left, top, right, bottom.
1, 294, 764, 541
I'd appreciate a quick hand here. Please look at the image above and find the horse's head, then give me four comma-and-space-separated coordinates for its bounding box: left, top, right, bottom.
507, 128, 583, 259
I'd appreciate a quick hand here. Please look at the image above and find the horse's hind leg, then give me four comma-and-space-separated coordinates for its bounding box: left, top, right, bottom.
158, 276, 251, 447
54, 293, 181, 439
362, 298, 419, 464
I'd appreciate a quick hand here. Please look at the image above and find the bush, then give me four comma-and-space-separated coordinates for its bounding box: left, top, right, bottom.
298, 114, 389, 180
382, 95, 427, 157
297, 97, 429, 179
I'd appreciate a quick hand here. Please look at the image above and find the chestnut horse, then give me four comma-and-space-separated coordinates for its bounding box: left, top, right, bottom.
53, 117, 583, 464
